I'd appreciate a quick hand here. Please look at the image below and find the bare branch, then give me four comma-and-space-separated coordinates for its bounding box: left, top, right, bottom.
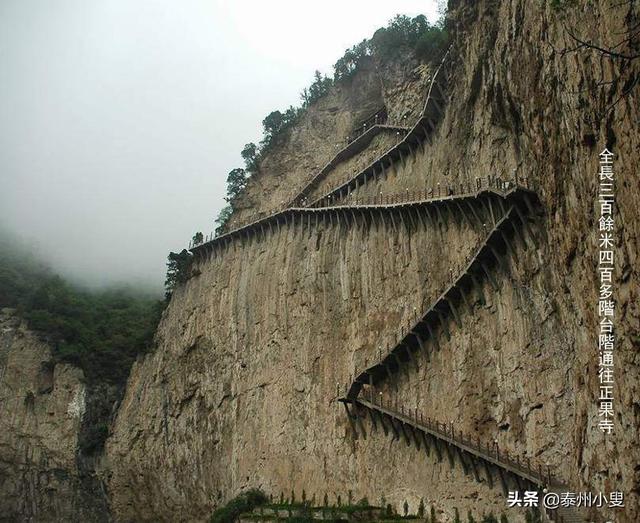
564, 26, 640, 60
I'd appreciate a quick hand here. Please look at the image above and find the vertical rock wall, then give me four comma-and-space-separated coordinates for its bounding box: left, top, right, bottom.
106, 1, 639, 522
0, 311, 109, 522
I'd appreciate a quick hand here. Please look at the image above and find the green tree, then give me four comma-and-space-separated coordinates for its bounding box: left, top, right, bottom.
165, 249, 193, 299
454, 507, 461, 523
225, 167, 247, 202
262, 110, 285, 140
241, 142, 258, 172
214, 205, 233, 236
414, 26, 449, 61
210, 489, 267, 523
191, 231, 203, 246
418, 499, 425, 518
302, 70, 333, 106
430, 505, 437, 523
403, 500, 409, 517
334, 39, 370, 81
468, 510, 476, 523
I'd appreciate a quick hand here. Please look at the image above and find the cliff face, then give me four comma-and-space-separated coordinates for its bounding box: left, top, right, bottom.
105, 1, 638, 523
226, 57, 430, 228
0, 310, 109, 522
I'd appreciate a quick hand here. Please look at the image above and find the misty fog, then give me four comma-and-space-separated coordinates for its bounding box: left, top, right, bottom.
0, 0, 438, 292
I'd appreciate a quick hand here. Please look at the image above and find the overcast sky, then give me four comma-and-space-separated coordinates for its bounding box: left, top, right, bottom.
0, 0, 438, 291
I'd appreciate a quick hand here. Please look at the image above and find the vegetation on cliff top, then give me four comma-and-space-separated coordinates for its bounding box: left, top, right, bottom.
0, 234, 163, 452
0, 237, 162, 385
213, 12, 450, 235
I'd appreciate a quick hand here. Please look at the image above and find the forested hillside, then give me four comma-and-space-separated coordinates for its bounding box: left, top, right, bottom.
0, 234, 163, 385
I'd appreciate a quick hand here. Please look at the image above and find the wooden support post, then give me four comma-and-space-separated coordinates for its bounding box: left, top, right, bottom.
514, 205, 538, 249
407, 424, 421, 449
436, 310, 451, 340
508, 218, 528, 252
514, 474, 524, 493
483, 461, 494, 488
392, 352, 408, 379
414, 206, 426, 229
398, 421, 412, 447
470, 273, 486, 305
403, 343, 419, 372
387, 415, 400, 441
367, 406, 378, 432
376, 409, 389, 436
407, 208, 417, 230
389, 211, 398, 232
343, 402, 359, 439
489, 245, 508, 273
423, 206, 434, 227
434, 204, 446, 228
486, 197, 496, 226
465, 200, 483, 225
353, 403, 367, 440
499, 230, 518, 263
384, 361, 394, 382
469, 454, 482, 483
368, 210, 376, 232
443, 442, 455, 468
455, 201, 474, 228
446, 202, 461, 227
420, 431, 431, 456
496, 467, 509, 496
398, 211, 408, 233
426, 323, 440, 352
479, 261, 499, 291
495, 195, 507, 216
412, 331, 430, 361
446, 297, 462, 328
459, 286, 473, 314
456, 448, 470, 476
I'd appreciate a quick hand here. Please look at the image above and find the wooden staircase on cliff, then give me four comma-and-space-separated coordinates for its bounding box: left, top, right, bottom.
288, 122, 411, 208
187, 44, 588, 523
338, 398, 587, 523
305, 50, 452, 209
190, 177, 536, 260
336, 192, 589, 523
341, 190, 539, 400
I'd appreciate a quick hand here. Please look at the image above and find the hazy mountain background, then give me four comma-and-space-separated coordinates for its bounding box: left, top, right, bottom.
0, 0, 439, 292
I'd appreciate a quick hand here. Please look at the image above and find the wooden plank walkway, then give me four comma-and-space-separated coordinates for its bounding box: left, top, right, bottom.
341, 194, 536, 399
334, 189, 588, 523
340, 396, 556, 488
338, 398, 587, 523
288, 124, 410, 207
190, 179, 536, 263
306, 49, 453, 209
